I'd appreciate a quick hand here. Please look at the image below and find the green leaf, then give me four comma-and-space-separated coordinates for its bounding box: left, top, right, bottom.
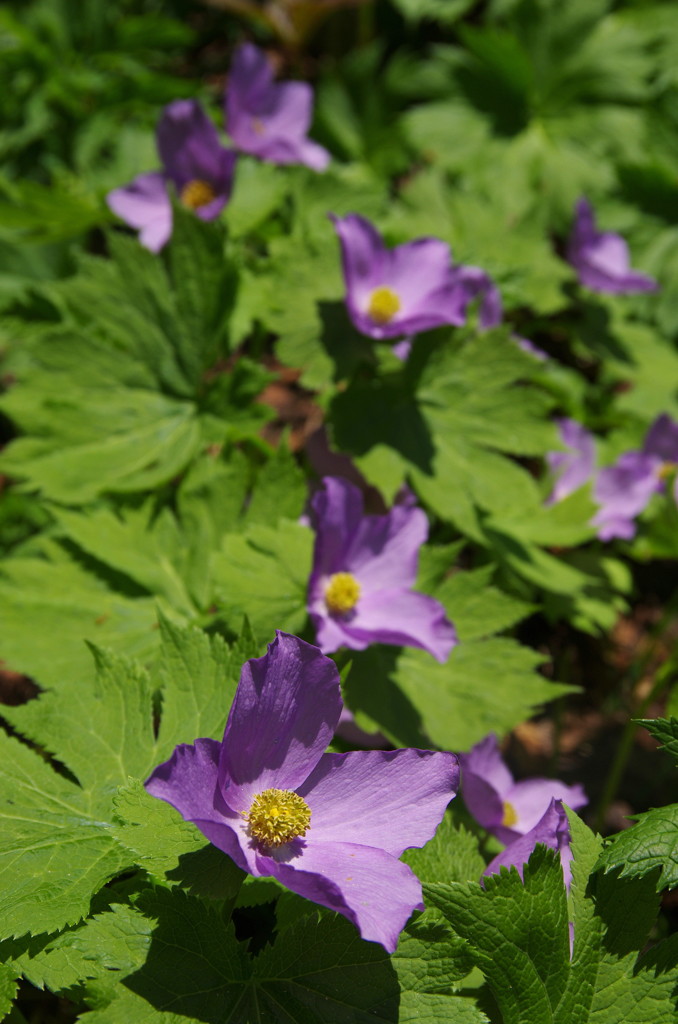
0, 622, 256, 941
398, 991, 489, 1023
638, 717, 678, 767
0, 222, 266, 502
344, 639, 570, 752
212, 520, 312, 641
82, 892, 401, 1023
154, 616, 260, 752
403, 814, 486, 886
0, 539, 159, 687
0, 728, 130, 939
0, 963, 20, 1019
111, 780, 245, 901
429, 565, 534, 642
51, 503, 197, 617
1, 646, 159, 795
426, 845, 571, 1024
428, 812, 678, 1023
596, 804, 678, 891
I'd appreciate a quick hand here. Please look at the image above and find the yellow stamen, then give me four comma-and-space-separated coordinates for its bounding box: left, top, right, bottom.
324, 572, 361, 616
367, 286, 401, 325
252, 117, 266, 135
657, 462, 676, 481
502, 801, 518, 828
247, 788, 311, 848
179, 179, 217, 210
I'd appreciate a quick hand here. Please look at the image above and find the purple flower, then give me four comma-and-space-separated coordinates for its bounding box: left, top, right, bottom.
307, 477, 457, 663
567, 197, 658, 295
592, 413, 678, 540
330, 214, 474, 340
107, 99, 236, 252
546, 418, 596, 505
146, 631, 459, 952
483, 798, 574, 890
225, 43, 330, 172
460, 733, 586, 846
452, 264, 503, 330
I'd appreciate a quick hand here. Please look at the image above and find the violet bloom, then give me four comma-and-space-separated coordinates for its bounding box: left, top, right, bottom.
308, 477, 457, 663
107, 99, 236, 252
567, 197, 658, 295
330, 214, 475, 340
545, 418, 596, 505
146, 632, 459, 952
225, 43, 329, 172
592, 413, 678, 540
460, 733, 586, 846
484, 798, 574, 890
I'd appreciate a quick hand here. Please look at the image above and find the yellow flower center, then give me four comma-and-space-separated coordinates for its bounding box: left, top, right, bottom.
367, 286, 401, 325
502, 801, 518, 828
247, 788, 311, 848
252, 117, 266, 135
179, 179, 217, 210
324, 572, 361, 615
657, 461, 677, 481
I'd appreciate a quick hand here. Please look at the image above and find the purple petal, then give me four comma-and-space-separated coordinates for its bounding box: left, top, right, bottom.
297, 748, 459, 857
460, 734, 513, 830
229, 43, 274, 105
643, 413, 678, 462
484, 798, 573, 889
309, 476, 366, 578
392, 337, 414, 361
263, 839, 424, 952
330, 213, 387, 311
106, 171, 172, 252
452, 265, 503, 329
545, 418, 596, 505
330, 214, 467, 340
218, 632, 342, 811
494, 778, 587, 844
345, 505, 428, 591
145, 739, 256, 874
157, 99, 234, 195
591, 450, 662, 539
567, 197, 658, 295
385, 238, 457, 308
333, 589, 457, 663
514, 335, 548, 361
226, 44, 329, 171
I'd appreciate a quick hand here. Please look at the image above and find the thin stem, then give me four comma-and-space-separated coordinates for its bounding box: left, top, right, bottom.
594, 656, 676, 833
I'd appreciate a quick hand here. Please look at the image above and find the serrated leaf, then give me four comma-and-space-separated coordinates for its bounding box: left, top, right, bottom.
0, 729, 130, 939
0, 540, 159, 687
82, 891, 400, 1023
402, 814, 486, 887
596, 804, 678, 891
431, 565, 533, 642
428, 812, 678, 1023
2, 645, 158, 795
398, 991, 489, 1023
344, 638, 570, 752
154, 616, 261, 752
111, 780, 245, 900
51, 503, 197, 617
638, 717, 678, 767
212, 520, 312, 641
0, 962, 19, 1019
427, 845, 571, 1024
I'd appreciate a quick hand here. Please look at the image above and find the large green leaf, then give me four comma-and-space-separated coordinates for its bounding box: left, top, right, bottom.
80, 893, 402, 1024
427, 812, 678, 1023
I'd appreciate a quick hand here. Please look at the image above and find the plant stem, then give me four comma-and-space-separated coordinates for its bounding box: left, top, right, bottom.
594, 656, 676, 833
